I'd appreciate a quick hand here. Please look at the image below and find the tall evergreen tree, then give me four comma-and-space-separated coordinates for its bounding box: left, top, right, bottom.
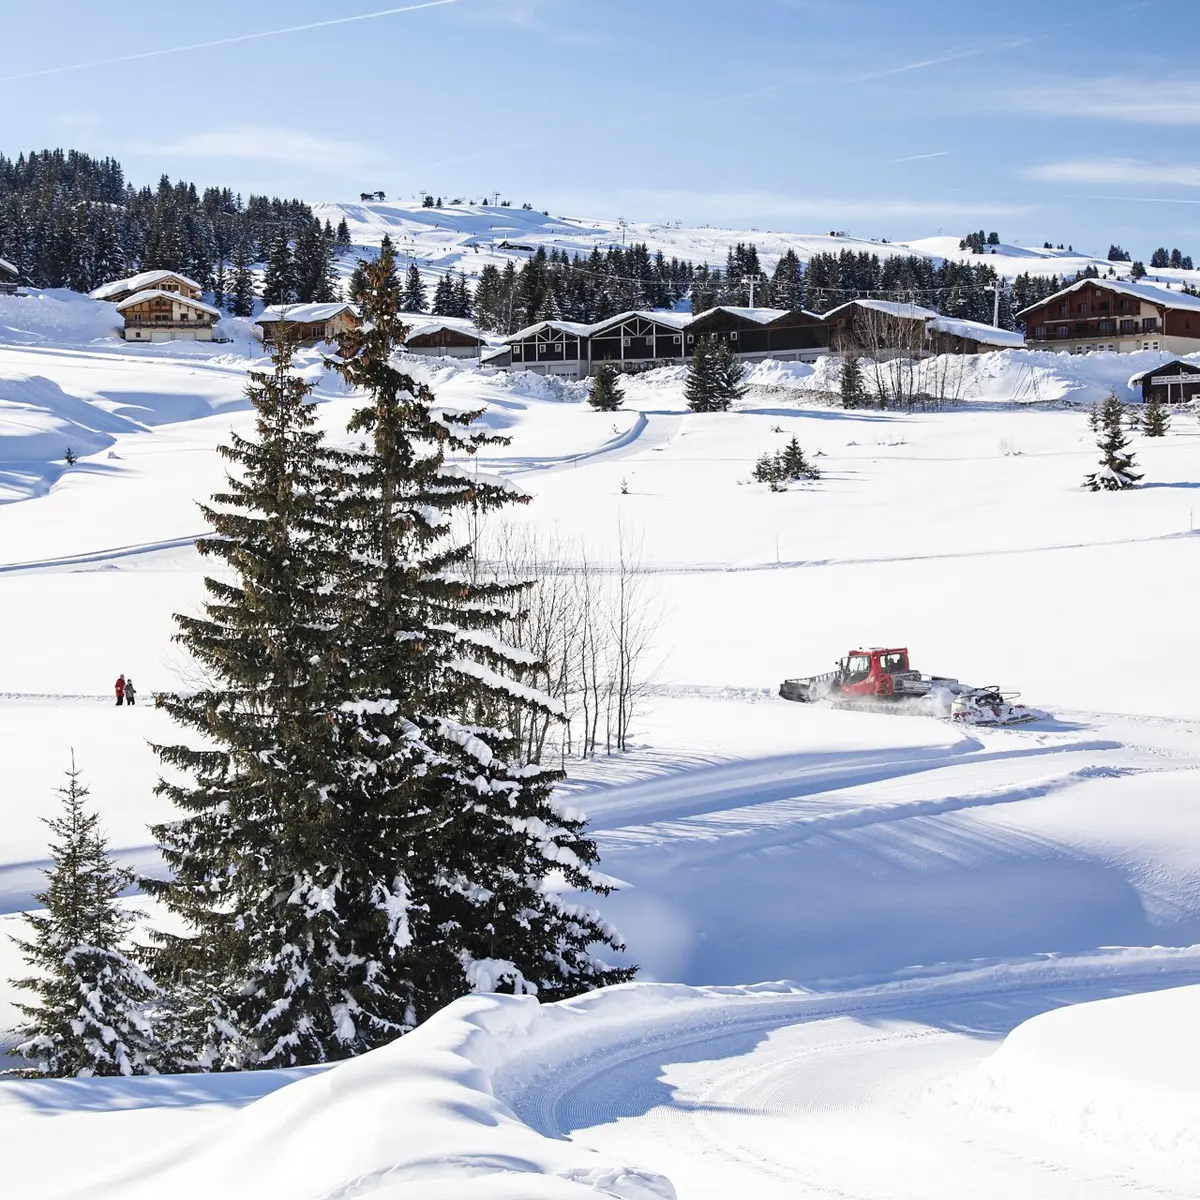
326, 239, 632, 1017
1084, 392, 1142, 491
229, 240, 255, 317
431, 273, 455, 315
335, 218, 351, 254
473, 264, 503, 331
11, 757, 156, 1078
401, 262, 427, 312
261, 227, 297, 305
211, 258, 227, 312
588, 363, 624, 411
144, 329, 360, 1069
452, 271, 472, 318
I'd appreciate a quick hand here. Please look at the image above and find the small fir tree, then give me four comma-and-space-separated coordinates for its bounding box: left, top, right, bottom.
1084, 392, 1142, 491
711, 338, 746, 411
839, 354, 866, 409
11, 757, 157, 1077
1143, 392, 1171, 437
779, 436, 820, 481
752, 451, 786, 491
685, 336, 719, 412
588, 364, 624, 411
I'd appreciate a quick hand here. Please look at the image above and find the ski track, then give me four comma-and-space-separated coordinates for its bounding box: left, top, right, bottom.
503, 961, 1200, 1200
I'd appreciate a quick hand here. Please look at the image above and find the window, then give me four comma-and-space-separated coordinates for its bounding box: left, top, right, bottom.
843, 655, 872, 684
1099, 320, 1114, 333
1034, 325, 1047, 339
1120, 299, 1131, 312
730, 331, 738, 340
1057, 325, 1069, 337
687, 334, 695, 343
1121, 319, 1137, 333
1076, 302, 1087, 315
1058, 304, 1067, 317
1143, 317, 1159, 332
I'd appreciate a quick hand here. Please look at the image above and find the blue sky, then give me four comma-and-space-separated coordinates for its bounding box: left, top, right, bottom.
3, 0, 1199, 256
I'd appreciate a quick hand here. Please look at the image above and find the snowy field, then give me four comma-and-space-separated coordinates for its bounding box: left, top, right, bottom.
2, 288, 1200, 1197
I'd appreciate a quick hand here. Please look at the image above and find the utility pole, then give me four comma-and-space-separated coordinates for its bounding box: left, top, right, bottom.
742, 273, 767, 308
987, 281, 1002, 327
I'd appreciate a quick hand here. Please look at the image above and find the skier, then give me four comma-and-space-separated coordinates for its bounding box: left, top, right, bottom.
125, 678, 137, 707
115, 674, 125, 707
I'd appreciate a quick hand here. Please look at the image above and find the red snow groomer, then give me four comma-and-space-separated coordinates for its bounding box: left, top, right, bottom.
780, 647, 949, 706
780, 647, 1044, 726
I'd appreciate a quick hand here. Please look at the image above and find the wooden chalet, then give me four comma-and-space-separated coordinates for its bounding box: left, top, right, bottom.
0, 256, 19, 295
257, 302, 361, 346
685, 306, 829, 362
1017, 279, 1200, 355
1129, 359, 1200, 404
91, 269, 204, 305
402, 318, 489, 358
823, 300, 1022, 356
588, 311, 691, 370
506, 319, 593, 376
115, 290, 221, 342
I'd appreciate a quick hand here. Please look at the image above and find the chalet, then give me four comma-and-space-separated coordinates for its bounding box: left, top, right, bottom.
685, 306, 830, 362
588, 311, 691, 370
115, 290, 221, 342
506, 319, 593, 376
256, 302, 361, 346
401, 318, 490, 358
1017, 279, 1200, 355
1128, 359, 1200, 405
0, 257, 19, 294
823, 299, 1022, 356
91, 270, 204, 305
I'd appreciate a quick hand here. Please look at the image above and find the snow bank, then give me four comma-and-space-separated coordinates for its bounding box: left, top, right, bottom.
34, 992, 677, 1200
975, 983, 1200, 1157
0, 289, 121, 345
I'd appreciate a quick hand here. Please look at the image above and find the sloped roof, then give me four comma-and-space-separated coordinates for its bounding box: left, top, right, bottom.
1128, 359, 1200, 386
258, 302, 358, 324
404, 320, 487, 344
0, 257, 18, 278
822, 299, 940, 322
91, 269, 203, 301
114, 290, 221, 317
927, 315, 1025, 348
588, 309, 693, 335
690, 305, 794, 325
1015, 277, 1200, 318
507, 319, 596, 342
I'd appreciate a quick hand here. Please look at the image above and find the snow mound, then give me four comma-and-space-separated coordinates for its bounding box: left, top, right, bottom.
0, 289, 121, 345
86, 992, 675, 1200
977, 984, 1200, 1157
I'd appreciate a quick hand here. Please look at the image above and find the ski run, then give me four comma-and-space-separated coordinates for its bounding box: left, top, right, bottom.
2, 229, 1200, 1199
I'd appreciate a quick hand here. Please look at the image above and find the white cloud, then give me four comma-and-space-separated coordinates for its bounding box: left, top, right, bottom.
1026, 158, 1200, 187
127, 127, 372, 167
544, 187, 1029, 226
1006, 77, 1200, 125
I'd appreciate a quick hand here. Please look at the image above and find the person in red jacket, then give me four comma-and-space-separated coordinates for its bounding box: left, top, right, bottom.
115, 674, 125, 706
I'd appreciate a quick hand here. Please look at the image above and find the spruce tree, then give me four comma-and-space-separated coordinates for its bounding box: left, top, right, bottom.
431, 274, 455, 315
779, 436, 819, 481
335, 218, 351, 254
261, 227, 296, 305
711, 338, 747, 411
839, 354, 866, 409
11, 757, 157, 1078
753, 451, 786, 491
211, 259, 227, 312
144, 328, 362, 1069
473, 264, 502, 331
1143, 392, 1170, 437
685, 336, 718, 412
452, 271, 472, 318
1084, 392, 1142, 491
229, 240, 255, 317
401, 263, 427, 312
326, 238, 632, 1018
588, 364, 624, 411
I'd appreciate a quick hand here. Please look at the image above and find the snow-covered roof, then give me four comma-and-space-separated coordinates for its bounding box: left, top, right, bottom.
1128, 360, 1200, 386
506, 319, 596, 343
0, 257, 17, 278
404, 320, 487, 344
1015, 277, 1200, 319
91, 270, 203, 301
691, 306, 792, 325
257, 302, 358, 324
114, 290, 221, 317
823, 299, 940, 322
589, 309, 693, 335
927, 315, 1025, 348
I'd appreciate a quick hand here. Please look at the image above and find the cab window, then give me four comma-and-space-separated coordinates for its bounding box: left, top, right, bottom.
845, 655, 872, 683
881, 651, 908, 673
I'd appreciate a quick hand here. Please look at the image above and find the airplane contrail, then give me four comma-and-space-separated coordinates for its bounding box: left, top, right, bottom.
0, 0, 459, 84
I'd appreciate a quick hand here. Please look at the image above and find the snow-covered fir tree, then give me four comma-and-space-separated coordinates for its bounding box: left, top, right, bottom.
11, 757, 157, 1078
1143, 392, 1170, 437
228, 241, 255, 317
431, 273, 456, 315
1084, 392, 1142, 491
452, 271, 472, 318
588, 364, 623, 411
261, 227, 297, 305
326, 237, 633, 1019
712, 338, 746, 411
685, 336, 719, 412
145, 328, 357, 1069
401, 262, 427, 312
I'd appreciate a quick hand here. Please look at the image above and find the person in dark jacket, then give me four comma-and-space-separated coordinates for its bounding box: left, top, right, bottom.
125, 678, 136, 707
115, 674, 125, 706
